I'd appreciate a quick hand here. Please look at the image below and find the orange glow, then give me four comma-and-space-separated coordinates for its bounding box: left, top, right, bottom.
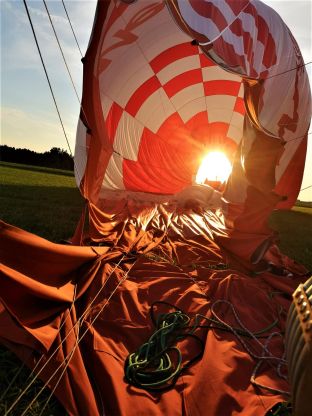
195, 151, 232, 184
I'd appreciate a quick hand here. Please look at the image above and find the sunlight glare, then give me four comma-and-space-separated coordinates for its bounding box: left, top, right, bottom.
195, 151, 232, 184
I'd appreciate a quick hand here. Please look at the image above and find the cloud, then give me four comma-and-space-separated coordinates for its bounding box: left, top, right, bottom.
28, 4, 68, 25
1, 0, 311, 200
1, 0, 92, 79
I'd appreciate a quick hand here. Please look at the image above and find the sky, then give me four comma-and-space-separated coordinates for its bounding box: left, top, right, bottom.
1, 0, 311, 201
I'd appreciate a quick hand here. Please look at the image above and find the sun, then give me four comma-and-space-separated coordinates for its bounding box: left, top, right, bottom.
195, 151, 232, 184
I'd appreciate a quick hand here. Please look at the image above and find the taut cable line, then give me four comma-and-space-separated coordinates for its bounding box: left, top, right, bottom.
19, 258, 136, 416
0, 284, 78, 408
300, 184, 312, 192
43, 0, 90, 129
4, 253, 127, 415
0, 359, 28, 404
25, 285, 77, 382
22, 0, 71, 158
8, 2, 311, 411
22, 0, 83, 187
264, 61, 312, 80
61, 0, 83, 58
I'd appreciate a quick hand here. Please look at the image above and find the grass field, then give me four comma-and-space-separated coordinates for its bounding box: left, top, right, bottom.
0, 162, 83, 242
0, 161, 311, 415
270, 206, 312, 269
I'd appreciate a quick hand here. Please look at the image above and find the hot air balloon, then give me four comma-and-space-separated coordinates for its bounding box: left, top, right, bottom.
0, 1, 311, 415
74, 0, 310, 259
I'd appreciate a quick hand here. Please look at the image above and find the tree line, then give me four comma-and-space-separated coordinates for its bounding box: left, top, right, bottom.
0, 145, 74, 171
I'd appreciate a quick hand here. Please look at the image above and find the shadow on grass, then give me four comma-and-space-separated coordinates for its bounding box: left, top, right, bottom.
0, 161, 74, 177
0, 183, 84, 242
0, 346, 67, 416
1, 181, 79, 414
270, 209, 312, 271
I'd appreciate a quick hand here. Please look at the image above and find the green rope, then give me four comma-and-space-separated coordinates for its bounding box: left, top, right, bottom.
266, 401, 292, 416
124, 309, 203, 390
124, 302, 280, 391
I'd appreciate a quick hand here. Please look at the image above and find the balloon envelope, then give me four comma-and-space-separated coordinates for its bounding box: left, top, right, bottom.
74, 0, 311, 237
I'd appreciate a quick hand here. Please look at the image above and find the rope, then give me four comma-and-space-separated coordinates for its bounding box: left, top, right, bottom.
22, 0, 83, 187
4, 252, 127, 415
43, 0, 89, 128
210, 300, 289, 396
22, 0, 72, 159
37, 325, 80, 416
42, 0, 89, 141
285, 131, 311, 144
0, 359, 28, 403
265, 61, 312, 80
19, 256, 135, 416
61, 0, 83, 58
124, 299, 284, 392
300, 184, 312, 192
1, 284, 78, 411
125, 305, 203, 391
198, 1, 251, 46
25, 284, 77, 381
210, 300, 285, 363
186, 268, 289, 395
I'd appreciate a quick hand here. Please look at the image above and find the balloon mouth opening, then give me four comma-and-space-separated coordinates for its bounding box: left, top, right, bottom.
195, 151, 232, 189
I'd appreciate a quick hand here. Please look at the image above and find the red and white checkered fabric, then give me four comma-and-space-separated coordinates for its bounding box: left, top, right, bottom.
75, 0, 310, 207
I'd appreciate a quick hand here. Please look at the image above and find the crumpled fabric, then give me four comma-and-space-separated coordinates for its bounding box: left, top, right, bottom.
0, 215, 308, 416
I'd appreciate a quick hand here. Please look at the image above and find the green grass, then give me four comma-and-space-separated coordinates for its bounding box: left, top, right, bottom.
0, 161, 74, 177
0, 163, 82, 415
0, 162, 311, 415
270, 206, 312, 271
0, 347, 66, 416
0, 162, 83, 241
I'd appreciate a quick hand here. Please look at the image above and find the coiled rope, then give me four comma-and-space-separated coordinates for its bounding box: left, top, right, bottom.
125, 305, 203, 391
124, 300, 283, 392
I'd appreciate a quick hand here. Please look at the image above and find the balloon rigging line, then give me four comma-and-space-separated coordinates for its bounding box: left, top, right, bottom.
4, 253, 124, 415
61, 0, 83, 58
173, 264, 289, 396
37, 339, 78, 416
264, 61, 312, 80
198, 1, 251, 46
211, 300, 286, 363
43, 0, 80, 105
9, 3, 310, 412
4, 253, 125, 415
28, 0, 310, 188
210, 302, 289, 396
285, 131, 311, 143
22, 0, 83, 189
25, 284, 78, 383
186, 261, 289, 394
0, 359, 29, 404
0, 285, 78, 409
19, 257, 136, 416
299, 184, 312, 192
37, 263, 135, 416
22, 0, 71, 159
43, 0, 90, 129
4, 252, 127, 415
